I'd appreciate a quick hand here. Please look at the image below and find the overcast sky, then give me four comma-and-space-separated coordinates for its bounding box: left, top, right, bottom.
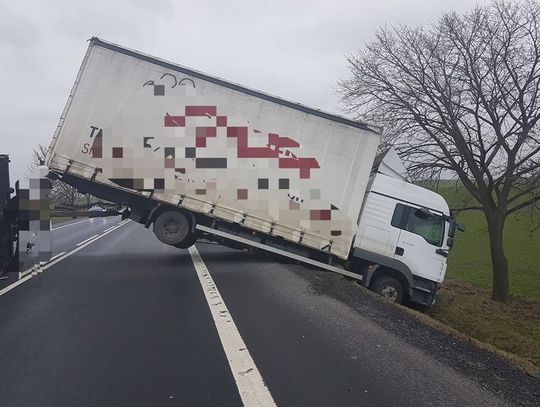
1, 0, 482, 183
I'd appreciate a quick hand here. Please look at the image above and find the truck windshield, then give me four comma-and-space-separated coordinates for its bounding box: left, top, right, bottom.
406, 208, 445, 247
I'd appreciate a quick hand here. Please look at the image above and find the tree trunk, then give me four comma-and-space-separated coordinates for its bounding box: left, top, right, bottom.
485, 212, 510, 302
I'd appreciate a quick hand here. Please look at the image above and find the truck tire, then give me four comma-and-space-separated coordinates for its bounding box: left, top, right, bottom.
372, 275, 405, 304
173, 232, 198, 249
153, 211, 190, 246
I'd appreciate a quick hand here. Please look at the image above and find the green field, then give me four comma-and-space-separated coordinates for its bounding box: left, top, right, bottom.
429, 180, 540, 299
448, 210, 540, 299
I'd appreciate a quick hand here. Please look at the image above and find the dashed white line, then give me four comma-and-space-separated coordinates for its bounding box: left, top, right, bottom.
0, 220, 130, 297
76, 234, 99, 246
188, 245, 276, 407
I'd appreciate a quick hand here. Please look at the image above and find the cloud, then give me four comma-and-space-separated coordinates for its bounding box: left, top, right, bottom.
2, 0, 479, 183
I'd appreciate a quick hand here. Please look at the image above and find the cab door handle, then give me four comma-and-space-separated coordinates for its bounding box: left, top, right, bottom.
436, 249, 448, 258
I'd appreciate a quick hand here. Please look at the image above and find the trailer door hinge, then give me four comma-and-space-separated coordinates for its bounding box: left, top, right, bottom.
209, 203, 216, 216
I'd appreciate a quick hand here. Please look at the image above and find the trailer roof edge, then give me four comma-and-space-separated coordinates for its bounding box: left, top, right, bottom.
89, 37, 381, 134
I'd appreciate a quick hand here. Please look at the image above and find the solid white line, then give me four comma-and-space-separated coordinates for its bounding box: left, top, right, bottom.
0, 221, 130, 297
20, 265, 35, 278
188, 246, 276, 407
51, 218, 92, 230
49, 251, 68, 262
19, 251, 67, 278
0, 274, 34, 296
76, 235, 99, 246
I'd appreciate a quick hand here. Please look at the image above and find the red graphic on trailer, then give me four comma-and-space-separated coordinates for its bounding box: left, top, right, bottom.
89, 102, 337, 225
164, 106, 320, 179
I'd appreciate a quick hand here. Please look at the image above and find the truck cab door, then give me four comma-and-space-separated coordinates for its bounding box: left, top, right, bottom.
392, 204, 448, 283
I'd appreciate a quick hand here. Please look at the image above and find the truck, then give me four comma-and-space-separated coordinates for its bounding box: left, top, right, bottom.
0, 155, 16, 281
44, 37, 461, 307
0, 156, 52, 283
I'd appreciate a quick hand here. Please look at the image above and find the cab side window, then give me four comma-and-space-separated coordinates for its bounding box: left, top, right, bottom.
391, 203, 444, 247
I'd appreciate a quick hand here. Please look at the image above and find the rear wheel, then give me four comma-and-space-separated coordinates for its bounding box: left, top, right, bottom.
153, 211, 191, 246
173, 232, 198, 249
372, 275, 405, 304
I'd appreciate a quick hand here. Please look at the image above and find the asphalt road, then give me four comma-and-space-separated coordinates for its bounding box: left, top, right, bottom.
0, 218, 537, 406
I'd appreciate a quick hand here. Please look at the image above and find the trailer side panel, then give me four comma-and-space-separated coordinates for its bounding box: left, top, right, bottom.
47, 39, 380, 258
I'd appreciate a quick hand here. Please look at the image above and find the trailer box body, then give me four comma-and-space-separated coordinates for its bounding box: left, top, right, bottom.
47, 38, 380, 259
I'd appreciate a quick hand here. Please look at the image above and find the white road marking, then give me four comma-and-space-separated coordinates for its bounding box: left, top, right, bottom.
49, 251, 68, 262
51, 218, 93, 230
0, 274, 33, 296
76, 234, 99, 246
0, 220, 130, 297
103, 225, 117, 233
188, 245, 276, 407
19, 252, 67, 278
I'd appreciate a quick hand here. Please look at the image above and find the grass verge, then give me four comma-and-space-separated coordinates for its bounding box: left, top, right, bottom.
421, 183, 540, 371
427, 280, 540, 372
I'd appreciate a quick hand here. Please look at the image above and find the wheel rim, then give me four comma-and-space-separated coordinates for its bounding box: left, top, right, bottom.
164, 219, 182, 237
381, 285, 398, 302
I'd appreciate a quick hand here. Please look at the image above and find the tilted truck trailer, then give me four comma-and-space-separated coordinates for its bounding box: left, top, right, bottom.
46, 37, 462, 306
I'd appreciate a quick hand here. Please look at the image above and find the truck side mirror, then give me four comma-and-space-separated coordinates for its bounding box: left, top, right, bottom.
457, 223, 466, 232
448, 222, 456, 238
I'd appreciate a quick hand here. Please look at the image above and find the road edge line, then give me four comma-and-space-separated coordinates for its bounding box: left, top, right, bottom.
51, 218, 93, 230
76, 234, 100, 246
0, 220, 130, 297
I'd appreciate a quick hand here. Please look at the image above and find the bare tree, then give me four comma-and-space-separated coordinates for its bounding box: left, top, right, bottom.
49, 181, 85, 209
29, 144, 48, 171
339, 0, 540, 302
30, 144, 86, 208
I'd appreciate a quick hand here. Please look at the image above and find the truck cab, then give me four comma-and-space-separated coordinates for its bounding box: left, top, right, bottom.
353, 149, 454, 306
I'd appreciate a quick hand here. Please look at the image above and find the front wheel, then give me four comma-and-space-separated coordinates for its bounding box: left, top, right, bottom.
372, 276, 405, 304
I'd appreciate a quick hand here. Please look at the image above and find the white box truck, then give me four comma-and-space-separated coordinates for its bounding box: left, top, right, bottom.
46, 38, 461, 306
